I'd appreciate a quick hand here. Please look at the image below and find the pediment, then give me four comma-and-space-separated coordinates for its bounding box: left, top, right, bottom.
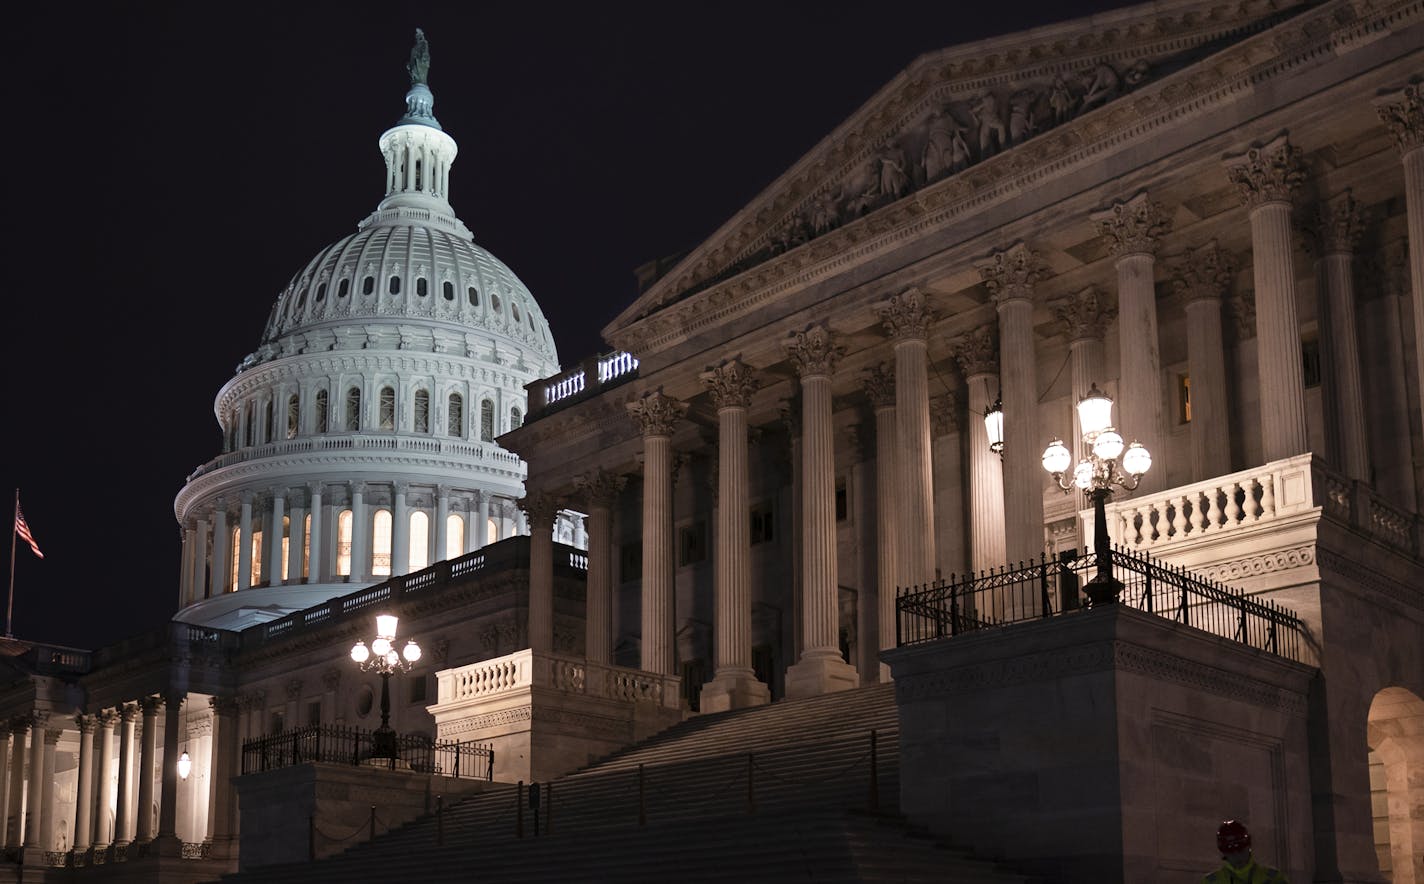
604, 0, 1314, 351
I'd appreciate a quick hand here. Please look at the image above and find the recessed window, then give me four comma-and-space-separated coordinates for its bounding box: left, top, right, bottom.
1177, 374, 1192, 425
620, 541, 642, 581
287, 394, 299, 439
345, 387, 361, 432
751, 502, 775, 545
447, 393, 463, 437
315, 283, 325, 303
678, 522, 707, 567
416, 277, 428, 297
372, 509, 392, 576
512, 302, 522, 322
264, 400, 274, 444
443, 281, 455, 301
492, 294, 502, 313
446, 514, 464, 560
468, 286, 479, 306
414, 389, 430, 433
835, 478, 848, 522
408, 675, 428, 704
315, 389, 329, 433
409, 511, 429, 571
1302, 336, 1322, 388
379, 386, 395, 430
336, 509, 353, 576
307, 700, 321, 727
388, 276, 401, 296
480, 399, 494, 442
356, 684, 374, 717
362, 276, 375, 296
337, 278, 349, 298
510, 407, 522, 430
296, 289, 307, 310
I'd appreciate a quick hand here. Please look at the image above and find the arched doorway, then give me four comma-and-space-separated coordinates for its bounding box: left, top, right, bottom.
1366, 686, 1424, 882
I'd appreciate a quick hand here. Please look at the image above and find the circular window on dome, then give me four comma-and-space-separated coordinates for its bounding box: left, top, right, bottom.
443, 281, 455, 301
492, 294, 502, 313
512, 302, 522, 322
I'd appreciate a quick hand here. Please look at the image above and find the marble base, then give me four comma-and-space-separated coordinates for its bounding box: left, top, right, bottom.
699, 669, 771, 713
784, 652, 859, 699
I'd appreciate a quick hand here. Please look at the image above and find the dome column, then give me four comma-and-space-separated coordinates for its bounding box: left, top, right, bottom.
392, 483, 410, 576
627, 391, 686, 676
435, 486, 449, 562
179, 524, 195, 608
192, 517, 210, 601
350, 483, 368, 581
286, 493, 305, 583
268, 490, 285, 586
237, 493, 254, 591
307, 485, 323, 583
210, 502, 228, 594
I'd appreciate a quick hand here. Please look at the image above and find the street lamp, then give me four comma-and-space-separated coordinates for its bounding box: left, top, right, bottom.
350, 613, 421, 760
1041, 383, 1151, 606
983, 393, 1004, 454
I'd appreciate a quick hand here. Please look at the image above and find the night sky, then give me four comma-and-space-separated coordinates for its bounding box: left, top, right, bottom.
1, 1, 1138, 651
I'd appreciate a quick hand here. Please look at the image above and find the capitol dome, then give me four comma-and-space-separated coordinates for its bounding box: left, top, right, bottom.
171, 31, 568, 630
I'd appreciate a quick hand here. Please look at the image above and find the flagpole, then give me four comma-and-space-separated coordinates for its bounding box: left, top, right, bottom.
7, 488, 17, 639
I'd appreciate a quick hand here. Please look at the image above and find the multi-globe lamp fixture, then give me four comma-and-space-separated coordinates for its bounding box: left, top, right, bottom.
350, 614, 421, 759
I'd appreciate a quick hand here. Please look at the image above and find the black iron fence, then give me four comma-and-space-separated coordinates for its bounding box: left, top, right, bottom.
896, 545, 1308, 663
241, 725, 494, 781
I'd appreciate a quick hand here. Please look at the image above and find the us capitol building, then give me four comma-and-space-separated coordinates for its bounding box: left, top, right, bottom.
0, 2, 1422, 882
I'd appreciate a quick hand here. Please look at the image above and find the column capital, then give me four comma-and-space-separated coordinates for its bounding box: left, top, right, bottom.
75, 714, 97, 734
1054, 285, 1115, 342
139, 696, 164, 716
27, 710, 50, 730
307, 481, 325, 498
951, 324, 999, 378
239, 490, 255, 506
862, 364, 896, 409
285, 679, 303, 701
783, 324, 843, 378
436, 484, 450, 500
1228, 288, 1257, 339
975, 242, 1042, 303
270, 486, 286, 501
1090, 192, 1171, 258
44, 728, 62, 745
1374, 83, 1424, 154
97, 709, 120, 728
520, 491, 560, 528
1223, 134, 1305, 208
878, 287, 932, 341
392, 480, 410, 498
1170, 240, 1237, 304
208, 695, 240, 718
700, 359, 760, 410
931, 392, 961, 437
627, 390, 687, 437
575, 469, 627, 508
1309, 191, 1364, 256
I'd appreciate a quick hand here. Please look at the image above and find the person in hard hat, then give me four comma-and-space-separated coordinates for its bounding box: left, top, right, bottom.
1204, 820, 1288, 883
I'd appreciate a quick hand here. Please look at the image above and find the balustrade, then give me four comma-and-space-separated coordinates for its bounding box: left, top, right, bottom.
188, 433, 525, 480
435, 648, 680, 709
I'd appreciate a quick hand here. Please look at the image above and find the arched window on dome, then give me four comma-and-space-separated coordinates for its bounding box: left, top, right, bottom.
345, 387, 362, 431
480, 399, 494, 442
512, 303, 522, 322
362, 276, 375, 296
446, 514, 464, 560
510, 407, 523, 431
371, 509, 392, 577
336, 509, 353, 576
492, 294, 503, 314
337, 278, 349, 298
244, 402, 255, 448
296, 289, 307, 312
414, 389, 430, 434
315, 389, 329, 433
416, 278, 428, 297
250, 528, 263, 587
447, 393, 464, 437
315, 282, 326, 303
409, 511, 429, 572
468, 286, 479, 306
280, 515, 291, 580
302, 512, 311, 579
388, 276, 401, 296
487, 517, 499, 546
443, 281, 454, 301
264, 399, 274, 444
379, 387, 396, 431
287, 394, 299, 439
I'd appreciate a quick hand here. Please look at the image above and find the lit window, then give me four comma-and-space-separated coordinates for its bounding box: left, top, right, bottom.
345, 387, 361, 431
480, 399, 494, 442
750, 502, 775, 545
280, 515, 291, 579
486, 517, 499, 545
230, 527, 240, 591
336, 509, 353, 576
250, 530, 263, 587
416, 278, 428, 297
379, 387, 396, 430
409, 511, 429, 571
446, 514, 464, 560
287, 394, 299, 439
302, 513, 311, 579
510, 407, 522, 431
372, 509, 392, 576
389, 276, 401, 296
414, 389, 430, 434
1177, 374, 1192, 425
315, 389, 328, 433
448, 393, 463, 437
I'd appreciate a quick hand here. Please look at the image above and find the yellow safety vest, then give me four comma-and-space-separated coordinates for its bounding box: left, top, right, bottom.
1203, 859, 1288, 884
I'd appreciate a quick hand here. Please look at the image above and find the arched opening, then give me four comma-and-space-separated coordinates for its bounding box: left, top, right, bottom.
345, 387, 361, 432
250, 529, 263, 587
315, 389, 329, 433
372, 509, 393, 576
287, 394, 299, 439
409, 511, 429, 571
302, 512, 311, 580
379, 387, 396, 431
447, 393, 464, 437
336, 509, 353, 576
480, 399, 495, 442
446, 514, 464, 560
486, 517, 499, 545
229, 527, 240, 592
280, 515, 291, 579
510, 406, 523, 431
1367, 686, 1424, 882
414, 389, 430, 434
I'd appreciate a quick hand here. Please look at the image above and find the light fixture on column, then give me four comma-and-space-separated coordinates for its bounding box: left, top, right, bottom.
177, 751, 192, 781
983, 393, 1004, 455
1040, 383, 1151, 606
350, 613, 421, 760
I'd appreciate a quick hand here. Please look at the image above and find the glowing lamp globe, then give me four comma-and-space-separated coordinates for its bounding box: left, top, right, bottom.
1092, 429, 1125, 462
1077, 384, 1114, 439
371, 637, 391, 657
376, 614, 399, 640
385, 650, 400, 667
178, 751, 192, 781
1073, 462, 1094, 490
350, 640, 370, 664
1122, 441, 1153, 477
1041, 438, 1072, 475
403, 640, 422, 663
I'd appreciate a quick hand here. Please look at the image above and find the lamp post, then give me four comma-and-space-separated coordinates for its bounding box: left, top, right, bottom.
350, 614, 421, 760
1040, 383, 1151, 606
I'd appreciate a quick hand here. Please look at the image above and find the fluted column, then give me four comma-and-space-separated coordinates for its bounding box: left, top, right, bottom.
1309, 192, 1369, 479
1055, 286, 1114, 462
5, 720, 24, 848
179, 523, 195, 607
115, 704, 137, 846
476, 493, 491, 550
192, 517, 210, 601
522, 492, 558, 654
74, 715, 95, 856
286, 497, 305, 583
155, 695, 182, 853
349, 483, 367, 581
210, 503, 228, 593
978, 244, 1045, 570
392, 482, 410, 576
864, 365, 897, 682
208, 697, 240, 860
1092, 193, 1170, 491
93, 710, 117, 851
699, 360, 771, 711
0, 729, 9, 850
627, 391, 686, 676
781, 405, 804, 659
879, 289, 937, 585
136, 697, 161, 842
576, 471, 624, 665
435, 486, 450, 562
267, 490, 285, 585
306, 484, 323, 583
236, 493, 254, 591
39, 728, 58, 852
1171, 242, 1236, 479
1225, 135, 1309, 461
783, 325, 859, 698
1376, 87, 1424, 472
22, 712, 47, 848
954, 327, 1007, 573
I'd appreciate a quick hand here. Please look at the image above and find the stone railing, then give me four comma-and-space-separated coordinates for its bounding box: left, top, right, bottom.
527, 350, 640, 419
1089, 453, 1421, 558
187, 432, 525, 481
437, 649, 681, 710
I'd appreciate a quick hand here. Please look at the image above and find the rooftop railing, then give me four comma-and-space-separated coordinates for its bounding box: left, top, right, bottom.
896, 546, 1308, 664
527, 350, 640, 420
241, 724, 494, 781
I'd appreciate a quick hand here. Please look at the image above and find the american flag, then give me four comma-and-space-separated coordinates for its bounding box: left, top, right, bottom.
15, 501, 42, 559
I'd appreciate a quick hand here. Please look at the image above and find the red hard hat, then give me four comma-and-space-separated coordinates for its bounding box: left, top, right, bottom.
1217, 820, 1251, 854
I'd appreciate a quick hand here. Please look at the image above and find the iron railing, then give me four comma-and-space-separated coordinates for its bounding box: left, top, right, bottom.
896, 545, 1307, 663
241, 725, 494, 781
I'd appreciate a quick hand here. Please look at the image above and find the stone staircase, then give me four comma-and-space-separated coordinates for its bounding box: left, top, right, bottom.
215, 684, 1035, 883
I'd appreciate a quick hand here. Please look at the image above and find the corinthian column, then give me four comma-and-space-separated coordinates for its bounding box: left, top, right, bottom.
1224, 134, 1308, 462
210, 502, 228, 593
136, 696, 161, 843
1092, 193, 1170, 491
576, 470, 624, 665
1054, 286, 1115, 461
74, 715, 95, 857
21, 713, 46, 849
977, 243, 1045, 570
783, 325, 859, 698
699, 360, 771, 711
307, 484, 323, 583
626, 391, 686, 676
1309, 192, 1369, 479
1376, 86, 1424, 474
954, 326, 1006, 573
521, 492, 558, 654
93, 710, 118, 851
879, 288, 936, 586
236, 492, 254, 591
864, 364, 897, 682
392, 482, 410, 576
1171, 242, 1237, 480
267, 489, 285, 585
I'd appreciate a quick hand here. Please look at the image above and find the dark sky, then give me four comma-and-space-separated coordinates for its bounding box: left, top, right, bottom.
1, 1, 1138, 650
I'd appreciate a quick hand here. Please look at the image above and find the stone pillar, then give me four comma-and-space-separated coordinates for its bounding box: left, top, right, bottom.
700, 360, 771, 711
192, 517, 210, 601
880, 288, 936, 586
435, 486, 450, 562
236, 493, 254, 591
267, 490, 285, 585
0, 730, 9, 850
469, 493, 485, 553
978, 243, 1045, 569
1308, 192, 1369, 479
350, 483, 367, 581
115, 704, 137, 846
22, 712, 47, 848
1376, 87, 1424, 475
286, 497, 305, 583
864, 365, 898, 682
211, 503, 228, 593
38, 728, 58, 852
1224, 134, 1309, 462
392, 482, 410, 576
5, 720, 24, 848
522, 493, 558, 654
93, 710, 117, 851
930, 394, 965, 580
954, 327, 1007, 573
1092, 193, 1170, 491
626, 391, 686, 676
179, 523, 195, 607
1171, 242, 1236, 480
307, 484, 323, 583
136, 697, 161, 843
1055, 286, 1114, 465
576, 470, 624, 665
208, 697, 240, 860
781, 404, 804, 660
783, 325, 859, 697
73, 715, 95, 856
155, 695, 182, 853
